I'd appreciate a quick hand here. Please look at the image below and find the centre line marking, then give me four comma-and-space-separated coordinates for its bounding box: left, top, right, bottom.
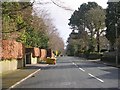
88, 73, 104, 83
75, 64, 78, 67
78, 68, 85, 72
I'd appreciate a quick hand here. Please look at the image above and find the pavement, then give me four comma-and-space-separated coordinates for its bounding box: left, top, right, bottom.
90, 59, 120, 68
1, 64, 48, 90
72, 57, 120, 68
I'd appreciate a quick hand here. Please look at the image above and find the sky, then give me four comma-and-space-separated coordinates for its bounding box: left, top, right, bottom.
34, 0, 108, 45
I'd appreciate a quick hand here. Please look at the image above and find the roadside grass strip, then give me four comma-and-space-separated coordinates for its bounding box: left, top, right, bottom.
9, 69, 41, 89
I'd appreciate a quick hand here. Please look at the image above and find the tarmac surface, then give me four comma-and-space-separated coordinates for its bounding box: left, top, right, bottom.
1, 56, 120, 89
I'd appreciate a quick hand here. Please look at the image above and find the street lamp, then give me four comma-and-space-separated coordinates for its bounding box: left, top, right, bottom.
115, 23, 118, 67
115, 1, 119, 67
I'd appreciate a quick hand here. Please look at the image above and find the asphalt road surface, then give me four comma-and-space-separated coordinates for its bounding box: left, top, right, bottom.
15, 56, 120, 89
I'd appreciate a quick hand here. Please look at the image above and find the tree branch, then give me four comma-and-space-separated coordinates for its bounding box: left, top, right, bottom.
51, 0, 73, 11
2, 25, 27, 33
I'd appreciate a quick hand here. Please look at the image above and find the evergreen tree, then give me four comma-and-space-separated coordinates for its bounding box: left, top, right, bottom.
105, 1, 120, 50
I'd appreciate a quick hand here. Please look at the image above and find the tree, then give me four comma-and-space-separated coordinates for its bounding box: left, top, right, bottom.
66, 30, 88, 56
69, 2, 100, 29
2, 1, 65, 51
85, 7, 106, 52
2, 2, 33, 39
48, 29, 64, 53
68, 2, 106, 52
34, 9, 65, 53
2, 2, 49, 48
105, 1, 120, 51
17, 4, 50, 48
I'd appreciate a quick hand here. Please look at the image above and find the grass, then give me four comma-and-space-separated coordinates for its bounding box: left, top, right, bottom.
2, 68, 37, 88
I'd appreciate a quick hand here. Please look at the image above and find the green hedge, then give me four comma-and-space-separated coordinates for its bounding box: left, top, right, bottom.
101, 52, 120, 63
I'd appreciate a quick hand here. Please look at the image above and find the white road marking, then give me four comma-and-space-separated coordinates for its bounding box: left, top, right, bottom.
97, 67, 102, 69
103, 63, 107, 64
72, 62, 78, 67
78, 68, 85, 72
75, 65, 78, 67
9, 69, 41, 89
72, 62, 104, 83
72, 62, 85, 72
72, 62, 75, 64
74, 64, 79, 68
88, 73, 104, 83
72, 61, 104, 83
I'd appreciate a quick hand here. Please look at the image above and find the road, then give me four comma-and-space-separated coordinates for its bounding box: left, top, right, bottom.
15, 56, 119, 88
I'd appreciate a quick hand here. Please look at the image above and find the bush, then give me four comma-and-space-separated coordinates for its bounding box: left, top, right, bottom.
87, 53, 102, 59
83, 50, 91, 58
100, 49, 108, 52
101, 52, 120, 63
83, 50, 102, 59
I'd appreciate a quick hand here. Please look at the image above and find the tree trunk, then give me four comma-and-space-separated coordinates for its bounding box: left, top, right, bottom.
97, 30, 100, 52
89, 30, 94, 52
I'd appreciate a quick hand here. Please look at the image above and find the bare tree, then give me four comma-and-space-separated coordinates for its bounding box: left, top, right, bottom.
33, 2, 65, 52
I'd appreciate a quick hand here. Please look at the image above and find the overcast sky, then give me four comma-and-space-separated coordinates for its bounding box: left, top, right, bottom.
34, 0, 108, 45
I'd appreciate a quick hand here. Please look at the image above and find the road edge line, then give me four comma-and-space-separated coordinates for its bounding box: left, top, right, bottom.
9, 69, 41, 89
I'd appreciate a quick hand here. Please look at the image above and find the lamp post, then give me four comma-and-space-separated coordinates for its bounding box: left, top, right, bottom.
115, 1, 119, 67
115, 23, 118, 67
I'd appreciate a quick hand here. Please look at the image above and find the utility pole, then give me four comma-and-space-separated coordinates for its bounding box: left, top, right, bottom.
115, 23, 118, 67
115, 2, 118, 67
